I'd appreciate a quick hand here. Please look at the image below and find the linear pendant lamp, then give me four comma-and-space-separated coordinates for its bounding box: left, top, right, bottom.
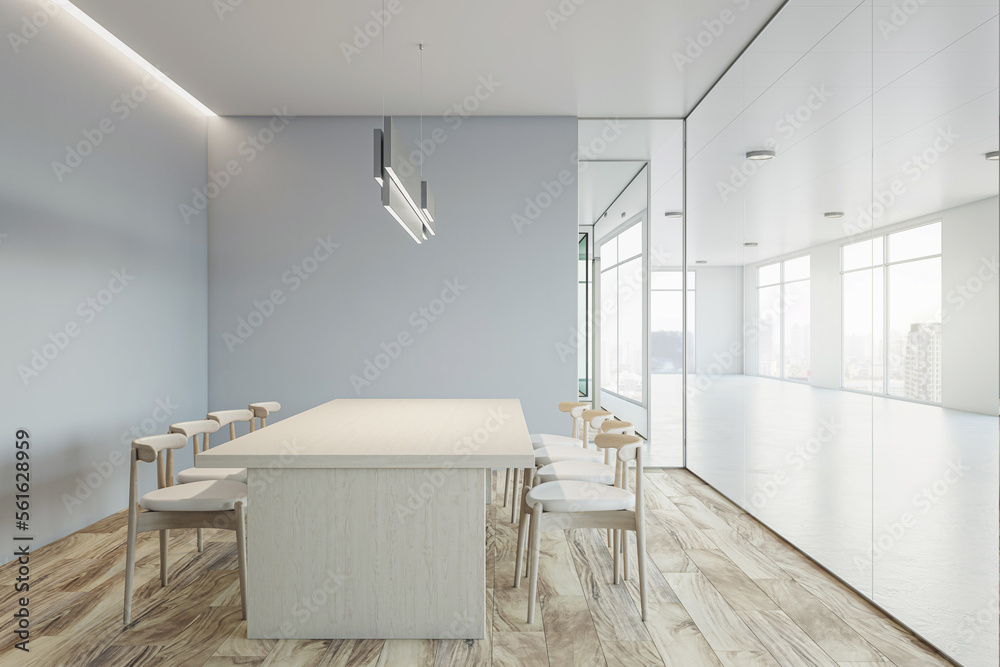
374, 117, 437, 243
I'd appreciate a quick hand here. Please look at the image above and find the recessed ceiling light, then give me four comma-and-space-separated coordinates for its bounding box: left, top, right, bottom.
824, 211, 844, 219
695, 260, 707, 264
54, 0, 215, 116
746, 150, 775, 161
744, 242, 758, 247
621, 211, 626, 218
987, 151, 999, 161
664, 211, 683, 218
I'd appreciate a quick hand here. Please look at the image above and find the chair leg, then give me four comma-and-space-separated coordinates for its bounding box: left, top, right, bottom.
235, 501, 249, 621
159, 529, 169, 586
526, 504, 542, 624
503, 468, 511, 507
635, 524, 648, 621
123, 514, 138, 624
613, 528, 621, 585
509, 468, 519, 523
513, 484, 530, 586
623, 529, 630, 581
197, 528, 204, 553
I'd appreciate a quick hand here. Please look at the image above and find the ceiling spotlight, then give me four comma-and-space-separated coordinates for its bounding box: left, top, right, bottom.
695, 260, 708, 264
987, 151, 999, 161
744, 242, 758, 247
746, 149, 775, 161
621, 211, 626, 218
824, 211, 844, 219
664, 211, 683, 218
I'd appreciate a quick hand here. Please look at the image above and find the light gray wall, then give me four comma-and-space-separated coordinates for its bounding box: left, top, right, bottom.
0, 0, 208, 564
207, 116, 578, 435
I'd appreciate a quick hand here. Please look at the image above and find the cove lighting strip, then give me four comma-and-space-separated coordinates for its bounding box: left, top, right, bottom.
53, 0, 216, 117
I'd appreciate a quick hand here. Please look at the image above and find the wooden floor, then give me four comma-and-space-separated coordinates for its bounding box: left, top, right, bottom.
0, 469, 954, 667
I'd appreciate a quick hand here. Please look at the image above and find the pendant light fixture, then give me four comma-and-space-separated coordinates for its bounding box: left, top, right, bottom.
372, 1, 436, 244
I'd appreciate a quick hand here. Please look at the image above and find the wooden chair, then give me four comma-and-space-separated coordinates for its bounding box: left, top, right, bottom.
208, 408, 254, 441
580, 408, 613, 443
169, 419, 232, 552
249, 401, 281, 430
515, 432, 639, 575
521, 438, 647, 624
557, 400, 590, 439
501, 400, 588, 518
123, 433, 248, 625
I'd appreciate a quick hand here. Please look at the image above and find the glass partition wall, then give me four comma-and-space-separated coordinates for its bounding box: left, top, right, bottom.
684, 1, 999, 665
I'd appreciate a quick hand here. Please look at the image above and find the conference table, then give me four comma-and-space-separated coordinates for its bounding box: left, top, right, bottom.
197, 398, 534, 639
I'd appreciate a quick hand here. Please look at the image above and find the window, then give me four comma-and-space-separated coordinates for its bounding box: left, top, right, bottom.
600, 220, 644, 402
841, 221, 941, 402
651, 271, 694, 373
757, 256, 810, 381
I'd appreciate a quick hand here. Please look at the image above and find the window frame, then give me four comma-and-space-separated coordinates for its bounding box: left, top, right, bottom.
839, 220, 942, 404
598, 215, 646, 406
756, 254, 811, 383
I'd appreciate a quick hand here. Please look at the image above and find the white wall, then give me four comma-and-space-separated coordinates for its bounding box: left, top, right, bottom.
694, 266, 744, 375
0, 0, 208, 564
206, 116, 578, 435
742, 196, 999, 414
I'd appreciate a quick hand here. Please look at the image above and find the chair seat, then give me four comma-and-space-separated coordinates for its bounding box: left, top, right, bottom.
530, 433, 584, 449
536, 460, 616, 485
526, 480, 635, 513
533, 445, 602, 466
176, 467, 247, 484
140, 480, 247, 513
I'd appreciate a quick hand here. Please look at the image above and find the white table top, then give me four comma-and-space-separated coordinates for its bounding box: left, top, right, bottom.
196, 398, 535, 469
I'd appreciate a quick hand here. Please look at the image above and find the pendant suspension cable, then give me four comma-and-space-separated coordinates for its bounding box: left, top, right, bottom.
381, 0, 385, 120
419, 43, 424, 177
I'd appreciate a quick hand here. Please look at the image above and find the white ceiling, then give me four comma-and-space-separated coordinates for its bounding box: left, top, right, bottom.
71, 0, 785, 117
686, 0, 1000, 266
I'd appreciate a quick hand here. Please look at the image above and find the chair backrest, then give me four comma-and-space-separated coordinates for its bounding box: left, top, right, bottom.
557, 401, 589, 413
617, 441, 644, 519
582, 409, 612, 429
600, 419, 634, 436
169, 419, 221, 457
249, 401, 281, 419
208, 409, 254, 441
130, 433, 187, 501
207, 409, 253, 427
